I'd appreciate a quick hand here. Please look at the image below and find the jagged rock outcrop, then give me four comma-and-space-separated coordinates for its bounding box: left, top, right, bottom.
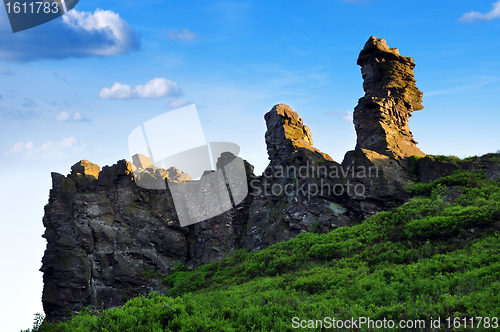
244, 104, 358, 251
42, 37, 500, 323
354, 36, 425, 160
40, 105, 359, 322
41, 160, 189, 322
265, 104, 333, 166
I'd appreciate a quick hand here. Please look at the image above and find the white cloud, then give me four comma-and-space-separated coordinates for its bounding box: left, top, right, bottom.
73, 112, 84, 121
56, 111, 71, 122
167, 99, 191, 109
7, 137, 85, 159
99, 83, 132, 99
0, 9, 140, 62
56, 111, 89, 122
168, 28, 197, 41
325, 110, 353, 122
99, 78, 182, 99
62, 9, 140, 56
459, 1, 500, 23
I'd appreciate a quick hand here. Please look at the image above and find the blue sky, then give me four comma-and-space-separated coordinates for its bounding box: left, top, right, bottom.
1, 0, 500, 330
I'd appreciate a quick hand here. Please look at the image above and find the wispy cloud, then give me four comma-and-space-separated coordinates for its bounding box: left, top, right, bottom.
325, 110, 353, 122
99, 78, 182, 99
0, 9, 140, 62
166, 99, 192, 109
459, 1, 500, 23
6, 136, 85, 159
425, 76, 500, 96
0, 106, 37, 120
56, 111, 89, 122
168, 28, 197, 41
21, 98, 38, 108
0, 68, 14, 75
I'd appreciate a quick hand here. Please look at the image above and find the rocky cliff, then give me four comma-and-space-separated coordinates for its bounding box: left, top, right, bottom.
40, 103, 358, 322
42, 36, 491, 322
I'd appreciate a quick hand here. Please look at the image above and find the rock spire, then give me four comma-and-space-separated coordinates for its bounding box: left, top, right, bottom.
353, 36, 425, 159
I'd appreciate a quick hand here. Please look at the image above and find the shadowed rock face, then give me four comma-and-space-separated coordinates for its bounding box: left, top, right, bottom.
41, 160, 189, 322
354, 36, 425, 160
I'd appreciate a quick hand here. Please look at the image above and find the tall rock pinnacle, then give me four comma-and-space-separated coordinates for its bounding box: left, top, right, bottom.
353, 36, 425, 159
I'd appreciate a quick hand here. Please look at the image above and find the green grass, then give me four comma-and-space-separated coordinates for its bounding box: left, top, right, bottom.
28, 169, 500, 332
463, 152, 500, 163
428, 155, 462, 163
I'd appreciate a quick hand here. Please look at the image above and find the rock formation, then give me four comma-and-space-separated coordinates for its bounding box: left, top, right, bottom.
354, 36, 425, 159
341, 36, 427, 217
245, 104, 356, 251
264, 104, 333, 166
40, 105, 357, 322
43, 37, 497, 323
41, 160, 188, 322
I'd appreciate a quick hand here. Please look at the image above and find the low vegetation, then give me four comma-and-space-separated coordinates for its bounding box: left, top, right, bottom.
26, 169, 500, 331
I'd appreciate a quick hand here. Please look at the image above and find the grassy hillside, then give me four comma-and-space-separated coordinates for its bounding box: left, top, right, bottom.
27, 167, 500, 331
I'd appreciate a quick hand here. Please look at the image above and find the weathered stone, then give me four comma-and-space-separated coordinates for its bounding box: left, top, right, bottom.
166, 167, 192, 183
342, 148, 410, 217
354, 36, 425, 160
69, 160, 100, 192
265, 103, 333, 167
444, 187, 462, 205
132, 154, 152, 169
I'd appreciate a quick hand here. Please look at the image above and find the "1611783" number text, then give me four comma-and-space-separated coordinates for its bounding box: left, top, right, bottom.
5, 2, 59, 14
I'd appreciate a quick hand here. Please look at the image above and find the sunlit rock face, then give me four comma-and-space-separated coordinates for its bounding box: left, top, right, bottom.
41, 160, 189, 322
264, 103, 333, 166
354, 36, 425, 160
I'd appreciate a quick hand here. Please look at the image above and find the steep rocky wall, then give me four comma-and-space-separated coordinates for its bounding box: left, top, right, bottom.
41, 160, 188, 322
